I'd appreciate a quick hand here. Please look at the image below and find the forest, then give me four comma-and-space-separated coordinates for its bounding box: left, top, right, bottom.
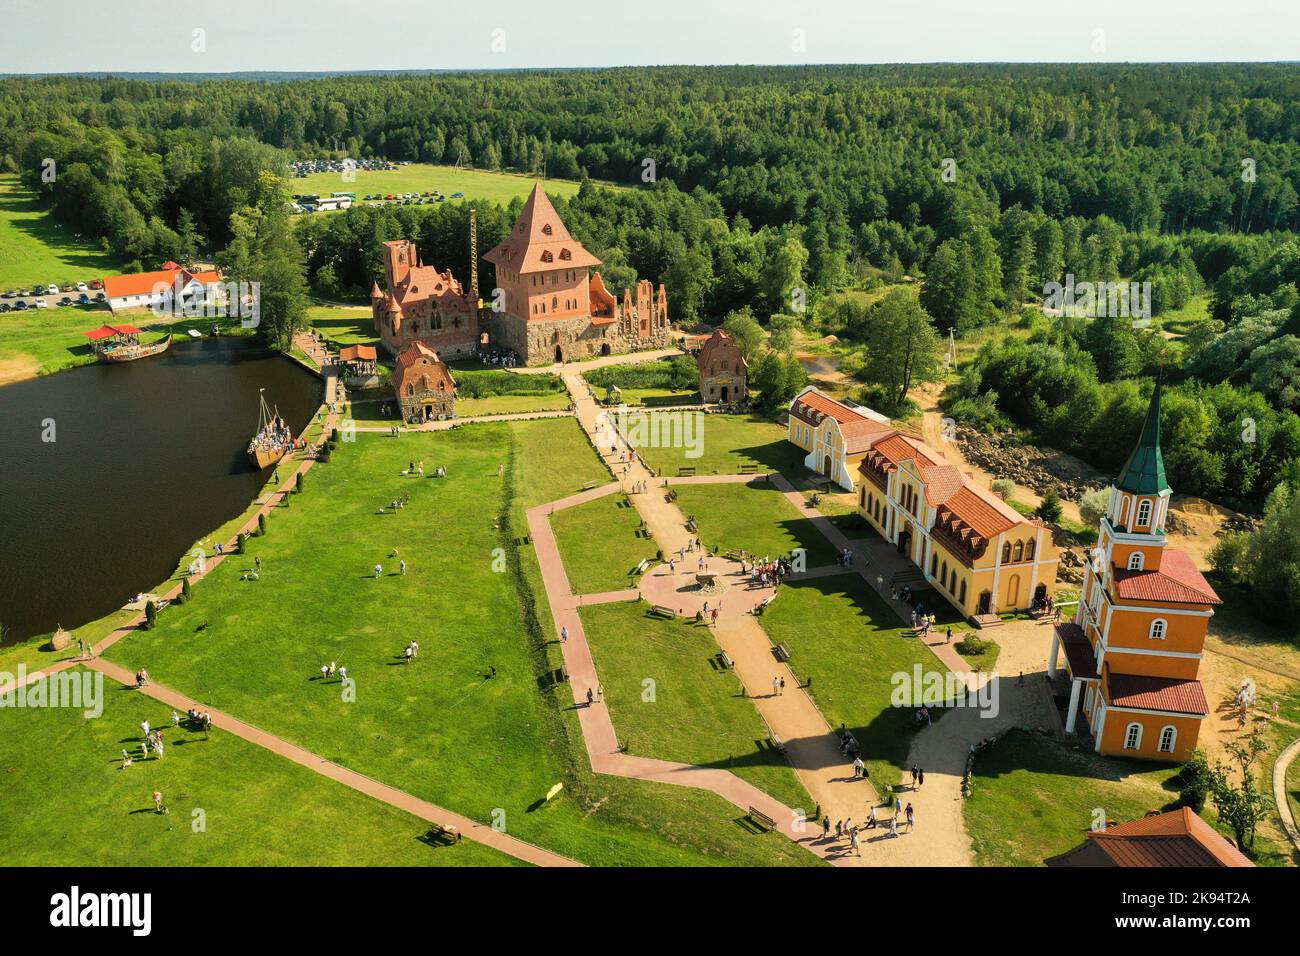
5, 65, 1300, 521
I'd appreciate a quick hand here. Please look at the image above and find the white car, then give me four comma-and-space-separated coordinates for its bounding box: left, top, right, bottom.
47, 284, 60, 294
34, 298, 48, 309
75, 282, 88, 292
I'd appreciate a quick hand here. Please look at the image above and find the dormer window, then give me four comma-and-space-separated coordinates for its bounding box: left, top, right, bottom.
542, 224, 553, 236
541, 250, 553, 263
560, 248, 571, 260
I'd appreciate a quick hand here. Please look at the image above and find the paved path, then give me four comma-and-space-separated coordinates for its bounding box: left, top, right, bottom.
83, 658, 578, 868
1273, 735, 1300, 852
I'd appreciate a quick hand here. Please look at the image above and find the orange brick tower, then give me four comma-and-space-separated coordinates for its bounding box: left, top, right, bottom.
1049, 378, 1221, 761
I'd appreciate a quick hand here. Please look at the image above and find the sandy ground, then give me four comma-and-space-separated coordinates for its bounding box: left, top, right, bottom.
0, 354, 41, 387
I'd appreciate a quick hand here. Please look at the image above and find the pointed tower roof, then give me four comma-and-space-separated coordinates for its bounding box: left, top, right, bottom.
483, 183, 601, 274
1116, 376, 1170, 496
370, 281, 383, 300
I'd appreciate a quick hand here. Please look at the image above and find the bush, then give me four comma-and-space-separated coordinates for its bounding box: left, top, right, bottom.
1079, 486, 1113, 527
237, 532, 247, 554
1208, 532, 1249, 584
258, 513, 267, 536
1174, 750, 1212, 812
991, 478, 1016, 500
956, 634, 993, 656
144, 600, 157, 630
180, 578, 192, 603
296, 472, 304, 494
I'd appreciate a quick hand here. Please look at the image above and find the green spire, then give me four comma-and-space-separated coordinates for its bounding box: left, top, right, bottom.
1116, 375, 1170, 496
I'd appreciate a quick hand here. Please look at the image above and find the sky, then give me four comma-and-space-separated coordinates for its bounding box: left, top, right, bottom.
1, 0, 1297, 73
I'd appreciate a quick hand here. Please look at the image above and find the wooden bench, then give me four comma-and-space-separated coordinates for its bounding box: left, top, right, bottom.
739, 464, 759, 475
666, 489, 678, 502
685, 518, 697, 533
427, 822, 461, 843
769, 733, 785, 753
773, 642, 792, 662
747, 806, 777, 831
719, 650, 734, 669
633, 558, 652, 575
677, 466, 697, 477
582, 480, 600, 491
651, 605, 676, 619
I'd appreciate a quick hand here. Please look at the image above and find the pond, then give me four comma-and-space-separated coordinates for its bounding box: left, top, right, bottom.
0, 337, 322, 643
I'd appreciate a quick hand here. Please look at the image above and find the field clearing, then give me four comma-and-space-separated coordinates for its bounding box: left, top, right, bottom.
0, 175, 124, 290
287, 163, 622, 212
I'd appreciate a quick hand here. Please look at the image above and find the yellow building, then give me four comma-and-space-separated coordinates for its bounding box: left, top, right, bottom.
854, 429, 1059, 621
1049, 379, 1220, 762
787, 387, 892, 491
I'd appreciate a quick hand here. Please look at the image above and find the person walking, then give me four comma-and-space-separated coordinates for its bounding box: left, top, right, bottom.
822, 815, 831, 838
586, 688, 595, 707
910, 765, 919, 789
905, 803, 915, 832
852, 755, 864, 778
405, 645, 414, 664
867, 804, 877, 829
399, 559, 407, 575
560, 625, 569, 643
917, 767, 925, 788
849, 827, 860, 856
773, 676, 780, 698
153, 790, 166, 814
374, 563, 382, 579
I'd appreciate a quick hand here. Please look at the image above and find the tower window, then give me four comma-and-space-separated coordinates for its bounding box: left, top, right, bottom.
1136, 499, 1153, 527
1128, 552, 1144, 571
1149, 619, 1167, 639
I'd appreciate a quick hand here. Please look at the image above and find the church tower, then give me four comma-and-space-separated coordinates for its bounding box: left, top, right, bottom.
1049, 379, 1221, 761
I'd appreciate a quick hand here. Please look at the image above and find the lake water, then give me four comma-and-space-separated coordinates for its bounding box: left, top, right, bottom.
0, 337, 322, 643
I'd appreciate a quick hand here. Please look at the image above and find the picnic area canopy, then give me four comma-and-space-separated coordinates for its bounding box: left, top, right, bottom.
84, 324, 144, 341
339, 344, 378, 362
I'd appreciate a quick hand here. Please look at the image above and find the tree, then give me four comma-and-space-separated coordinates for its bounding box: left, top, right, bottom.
144, 600, 157, 630
752, 351, 808, 414
768, 314, 800, 356
1079, 486, 1113, 527
722, 308, 765, 364
991, 478, 1016, 500
1209, 728, 1269, 853
1035, 489, 1064, 524
761, 234, 808, 314
854, 290, 944, 411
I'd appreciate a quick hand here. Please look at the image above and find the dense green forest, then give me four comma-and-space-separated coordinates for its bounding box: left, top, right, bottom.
5, 65, 1300, 519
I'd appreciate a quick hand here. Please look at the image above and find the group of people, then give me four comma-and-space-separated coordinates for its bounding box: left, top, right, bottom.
479, 347, 520, 368
318, 661, 349, 683
822, 798, 916, 852
1031, 591, 1060, 620
835, 547, 860, 569
743, 554, 792, 590
403, 640, 420, 664
249, 413, 293, 458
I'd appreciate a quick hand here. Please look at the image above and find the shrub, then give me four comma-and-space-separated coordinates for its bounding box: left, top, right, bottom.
991, 478, 1016, 500
1079, 486, 1113, 527
1035, 490, 1064, 524
956, 634, 992, 656
1173, 750, 1212, 812
144, 600, 157, 630
296, 472, 304, 494
180, 578, 192, 603
258, 513, 267, 536
237, 532, 247, 554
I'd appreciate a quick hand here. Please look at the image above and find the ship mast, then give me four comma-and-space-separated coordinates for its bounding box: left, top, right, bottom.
469, 207, 479, 305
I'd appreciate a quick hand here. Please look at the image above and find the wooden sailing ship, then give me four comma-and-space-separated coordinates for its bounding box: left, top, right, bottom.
247, 389, 290, 470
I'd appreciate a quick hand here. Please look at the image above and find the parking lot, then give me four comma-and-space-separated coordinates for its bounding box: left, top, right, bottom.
0, 283, 107, 314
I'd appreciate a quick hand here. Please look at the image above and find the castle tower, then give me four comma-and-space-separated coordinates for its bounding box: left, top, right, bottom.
1048, 379, 1221, 761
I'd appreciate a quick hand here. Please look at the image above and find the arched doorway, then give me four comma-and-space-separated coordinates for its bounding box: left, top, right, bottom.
977, 590, 992, 615
1034, 583, 1048, 605
897, 528, 912, 557
823, 455, 832, 477
555, 345, 563, 363
601, 342, 610, 356
721, 385, 729, 403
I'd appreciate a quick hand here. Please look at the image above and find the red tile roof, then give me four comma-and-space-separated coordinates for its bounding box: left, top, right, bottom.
339, 344, 377, 362
483, 184, 601, 275
790, 388, 868, 426
1113, 549, 1221, 605
839, 417, 892, 453
84, 324, 143, 340
1047, 808, 1253, 867
1106, 670, 1209, 715
103, 267, 221, 299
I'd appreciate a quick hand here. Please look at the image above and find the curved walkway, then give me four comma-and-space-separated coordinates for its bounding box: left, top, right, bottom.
1273, 735, 1300, 852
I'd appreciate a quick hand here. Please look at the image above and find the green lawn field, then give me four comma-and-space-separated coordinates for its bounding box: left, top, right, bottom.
551, 492, 658, 594
671, 480, 839, 568
99, 417, 817, 866
962, 729, 1185, 866
617, 411, 804, 477
288, 164, 612, 213
0, 174, 124, 290
761, 573, 959, 790
580, 600, 816, 814
0, 668, 519, 866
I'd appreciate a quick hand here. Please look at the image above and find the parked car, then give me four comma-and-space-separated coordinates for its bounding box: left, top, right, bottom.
90, 279, 103, 290
33, 284, 46, 295
59, 296, 72, 306
48, 284, 60, 294
78, 293, 90, 305
94, 292, 106, 301
451, 192, 465, 198
1, 290, 14, 298
75, 282, 88, 292
34, 299, 48, 309
0, 303, 10, 313
15, 300, 29, 310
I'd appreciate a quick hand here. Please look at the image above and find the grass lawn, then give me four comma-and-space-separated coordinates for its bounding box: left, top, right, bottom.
457, 393, 572, 417
287, 164, 616, 213
761, 573, 959, 790
551, 492, 658, 594
305, 305, 377, 347
101, 417, 815, 866
671, 480, 839, 568
1157, 292, 1211, 337
964, 729, 1190, 866
0, 667, 517, 866
619, 411, 802, 477
580, 601, 815, 813
0, 174, 124, 290
609, 387, 700, 406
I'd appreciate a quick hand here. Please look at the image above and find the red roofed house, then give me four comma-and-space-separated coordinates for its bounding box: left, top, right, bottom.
370, 239, 478, 361
1049, 379, 1220, 761
696, 329, 748, 404
103, 265, 224, 315
787, 386, 895, 491
483, 184, 671, 365
851, 416, 1059, 621
1045, 807, 1253, 867
391, 342, 456, 423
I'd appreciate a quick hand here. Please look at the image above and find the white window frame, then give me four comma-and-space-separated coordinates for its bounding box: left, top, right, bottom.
1158, 725, 1177, 754
1124, 722, 1143, 750
1136, 499, 1153, 527
1128, 552, 1144, 571
1149, 618, 1167, 640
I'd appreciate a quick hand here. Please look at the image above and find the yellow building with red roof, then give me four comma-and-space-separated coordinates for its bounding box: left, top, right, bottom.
1049, 378, 1219, 761
787, 386, 892, 490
